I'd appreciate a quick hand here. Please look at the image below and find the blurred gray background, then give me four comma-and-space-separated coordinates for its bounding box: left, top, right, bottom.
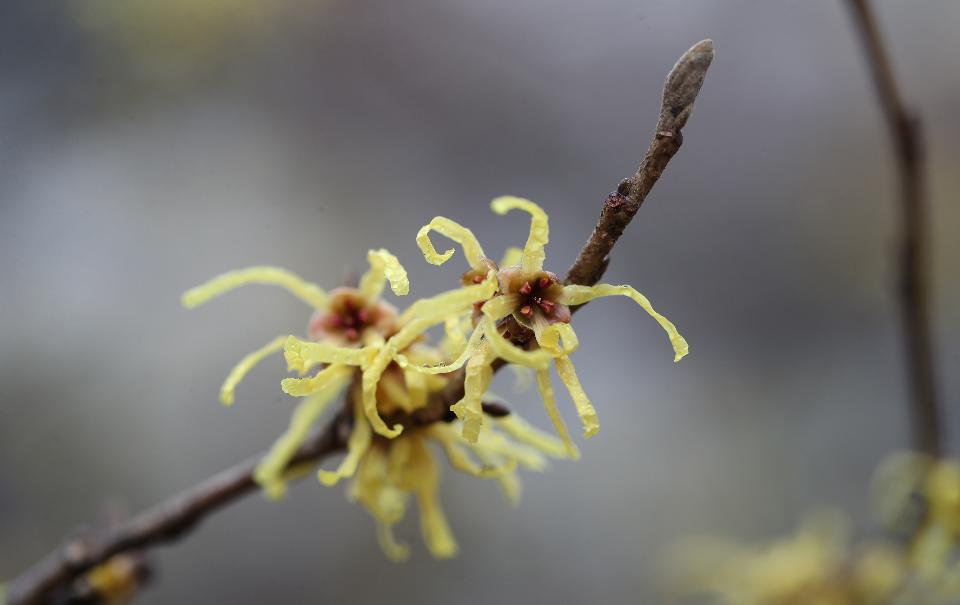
1, 0, 958, 602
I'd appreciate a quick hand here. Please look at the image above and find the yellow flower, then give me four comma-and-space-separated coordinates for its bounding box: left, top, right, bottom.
665, 513, 904, 605
344, 386, 567, 561
408, 196, 689, 455
873, 453, 960, 597
184, 246, 570, 560
183, 248, 410, 497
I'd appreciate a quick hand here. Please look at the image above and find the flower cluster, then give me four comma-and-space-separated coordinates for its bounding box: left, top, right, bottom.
665, 453, 960, 605
184, 197, 687, 558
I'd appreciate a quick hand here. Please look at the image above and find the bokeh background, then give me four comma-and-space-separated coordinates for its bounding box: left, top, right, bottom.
1, 1, 958, 603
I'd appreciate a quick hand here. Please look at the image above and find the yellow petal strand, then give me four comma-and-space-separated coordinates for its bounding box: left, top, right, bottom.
181, 266, 328, 310
219, 335, 287, 406
474, 428, 547, 471
480, 293, 522, 321
534, 369, 581, 460
450, 341, 492, 443
483, 316, 552, 369
253, 365, 352, 498
398, 271, 498, 325
428, 425, 517, 478
441, 316, 468, 358
283, 335, 371, 375
317, 399, 372, 486
497, 414, 570, 459
416, 216, 486, 267
532, 318, 579, 356
553, 355, 599, 439
559, 284, 689, 362
499, 246, 524, 269
375, 521, 411, 562
281, 358, 359, 398
361, 346, 404, 438
398, 323, 484, 375
410, 439, 458, 559
490, 196, 549, 273
359, 248, 410, 300
403, 368, 428, 409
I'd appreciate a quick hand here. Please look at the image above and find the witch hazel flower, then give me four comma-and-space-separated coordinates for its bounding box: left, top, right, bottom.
406, 196, 689, 456
184, 248, 568, 558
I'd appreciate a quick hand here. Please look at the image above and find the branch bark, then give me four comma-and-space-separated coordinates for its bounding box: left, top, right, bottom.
845, 0, 942, 455
5, 39, 714, 605
566, 39, 714, 287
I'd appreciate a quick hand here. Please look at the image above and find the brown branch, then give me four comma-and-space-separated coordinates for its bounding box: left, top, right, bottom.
6, 413, 351, 605
566, 39, 714, 287
846, 0, 942, 455
5, 39, 714, 605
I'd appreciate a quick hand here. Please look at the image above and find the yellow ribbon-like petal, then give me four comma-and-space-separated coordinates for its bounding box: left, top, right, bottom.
397, 323, 484, 375
410, 438, 458, 559
482, 316, 552, 369
480, 293, 521, 322
554, 355, 599, 439
398, 270, 498, 325
496, 413, 571, 460
559, 283, 689, 362
428, 424, 517, 478
219, 335, 286, 406
283, 335, 372, 374
450, 340, 493, 443
532, 320, 579, 356
534, 368, 580, 460
490, 196, 549, 274
416, 216, 486, 268
182, 266, 328, 310
253, 364, 353, 498
359, 248, 410, 300
317, 399, 373, 486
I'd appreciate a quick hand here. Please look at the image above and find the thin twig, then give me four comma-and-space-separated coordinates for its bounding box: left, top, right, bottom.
6, 414, 350, 605
566, 39, 714, 287
5, 39, 714, 605
846, 0, 941, 455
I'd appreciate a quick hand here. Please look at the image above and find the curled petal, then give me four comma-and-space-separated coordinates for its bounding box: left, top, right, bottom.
219, 335, 286, 406
416, 216, 486, 268
362, 346, 404, 438
318, 399, 373, 486
482, 316, 552, 370
450, 341, 493, 443
182, 266, 328, 310
490, 196, 549, 273
532, 319, 579, 356
535, 369, 581, 460
253, 365, 352, 498
360, 248, 410, 300
554, 355, 599, 439
559, 283, 689, 362
283, 335, 371, 374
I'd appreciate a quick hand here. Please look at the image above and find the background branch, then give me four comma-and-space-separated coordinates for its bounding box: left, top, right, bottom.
846, 0, 942, 455
5, 39, 714, 605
